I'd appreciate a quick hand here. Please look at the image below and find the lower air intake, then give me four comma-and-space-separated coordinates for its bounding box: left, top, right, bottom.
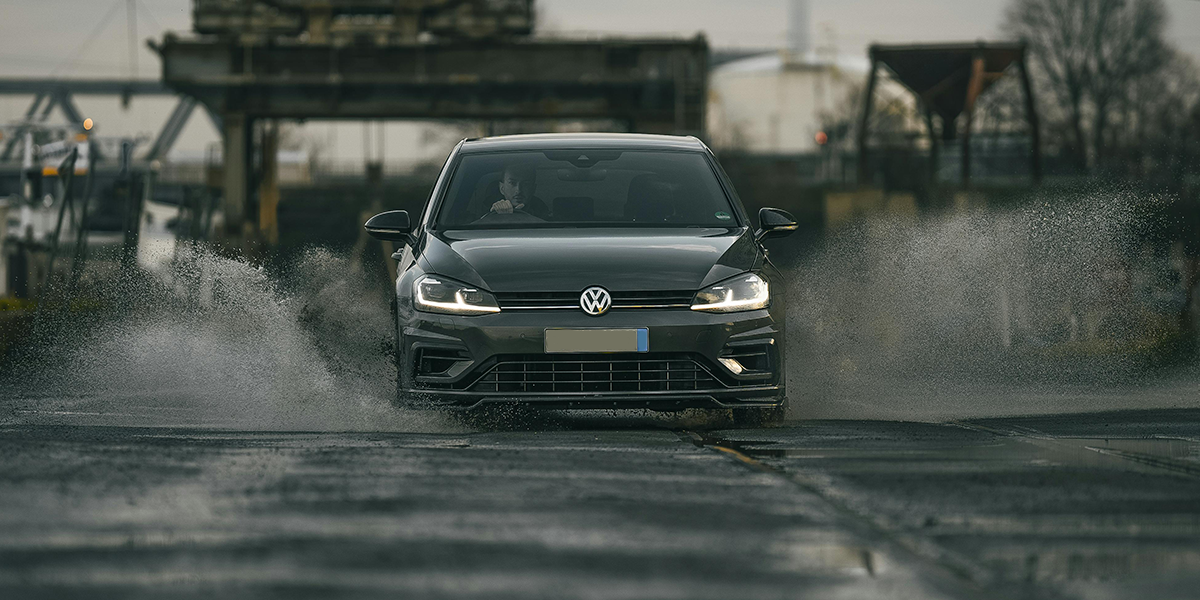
470, 353, 719, 393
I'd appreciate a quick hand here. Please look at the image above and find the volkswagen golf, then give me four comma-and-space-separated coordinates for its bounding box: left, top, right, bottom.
365, 133, 796, 425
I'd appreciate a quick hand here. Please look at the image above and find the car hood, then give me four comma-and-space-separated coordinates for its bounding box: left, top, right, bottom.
421, 227, 758, 292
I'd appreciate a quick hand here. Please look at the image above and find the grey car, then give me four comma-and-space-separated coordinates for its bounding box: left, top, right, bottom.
365, 133, 797, 425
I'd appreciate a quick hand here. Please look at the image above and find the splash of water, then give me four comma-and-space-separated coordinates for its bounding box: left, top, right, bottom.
1, 245, 457, 431
785, 188, 1200, 420
4, 190, 1197, 428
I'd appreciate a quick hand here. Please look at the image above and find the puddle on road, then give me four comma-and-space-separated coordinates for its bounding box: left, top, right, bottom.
706, 432, 1200, 473
769, 541, 884, 577
1082, 437, 1200, 462
700, 429, 1200, 586
984, 545, 1200, 583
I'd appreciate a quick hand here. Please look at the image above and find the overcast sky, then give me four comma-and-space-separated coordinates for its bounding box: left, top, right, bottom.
2, 0, 1199, 163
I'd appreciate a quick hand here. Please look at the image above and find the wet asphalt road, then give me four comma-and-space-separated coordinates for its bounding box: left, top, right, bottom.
2, 408, 1200, 599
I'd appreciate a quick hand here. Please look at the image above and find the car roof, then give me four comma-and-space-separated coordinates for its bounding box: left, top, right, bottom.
458, 133, 708, 154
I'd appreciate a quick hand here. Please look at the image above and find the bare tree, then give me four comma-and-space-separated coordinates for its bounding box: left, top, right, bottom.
1004, 0, 1172, 172
1116, 54, 1200, 179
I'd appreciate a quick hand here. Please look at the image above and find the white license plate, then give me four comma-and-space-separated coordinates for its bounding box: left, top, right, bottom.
544, 328, 649, 353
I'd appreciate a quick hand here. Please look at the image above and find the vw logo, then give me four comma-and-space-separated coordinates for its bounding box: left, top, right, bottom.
580, 286, 612, 316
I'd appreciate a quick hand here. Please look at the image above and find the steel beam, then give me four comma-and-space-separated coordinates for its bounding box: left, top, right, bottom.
0, 79, 206, 167
205, 108, 224, 133
856, 51, 878, 185
54, 91, 86, 129
0, 79, 170, 96
36, 94, 58, 122
1, 93, 46, 160
145, 97, 198, 162
154, 35, 707, 247
192, 0, 534, 41
155, 37, 708, 134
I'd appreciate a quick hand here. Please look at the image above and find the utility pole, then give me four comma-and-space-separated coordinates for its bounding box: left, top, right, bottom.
119, 141, 142, 274
70, 140, 97, 291
127, 0, 138, 81
43, 148, 79, 298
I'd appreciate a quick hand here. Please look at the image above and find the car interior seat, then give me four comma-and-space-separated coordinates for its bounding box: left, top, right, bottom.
625, 174, 677, 222
551, 196, 595, 221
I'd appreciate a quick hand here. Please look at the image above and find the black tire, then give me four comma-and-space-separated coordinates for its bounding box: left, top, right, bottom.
454, 403, 541, 430
732, 399, 788, 428
391, 297, 410, 408
395, 352, 407, 406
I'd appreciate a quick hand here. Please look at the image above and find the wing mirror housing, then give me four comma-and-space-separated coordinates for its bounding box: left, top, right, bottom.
364, 210, 411, 242
755, 207, 798, 243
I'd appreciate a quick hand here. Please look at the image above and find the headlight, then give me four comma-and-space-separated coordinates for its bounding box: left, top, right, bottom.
414, 275, 500, 315
691, 273, 769, 313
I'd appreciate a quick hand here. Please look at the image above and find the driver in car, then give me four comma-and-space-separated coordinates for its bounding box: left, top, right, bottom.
489, 163, 549, 218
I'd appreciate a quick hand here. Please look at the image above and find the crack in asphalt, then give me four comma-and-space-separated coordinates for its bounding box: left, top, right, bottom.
952, 421, 1200, 481
673, 428, 1065, 600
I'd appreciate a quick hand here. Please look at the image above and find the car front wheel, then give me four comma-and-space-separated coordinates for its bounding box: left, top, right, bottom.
732, 399, 788, 428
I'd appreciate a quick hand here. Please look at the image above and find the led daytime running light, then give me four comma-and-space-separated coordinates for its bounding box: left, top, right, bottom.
690, 274, 769, 313
415, 277, 500, 314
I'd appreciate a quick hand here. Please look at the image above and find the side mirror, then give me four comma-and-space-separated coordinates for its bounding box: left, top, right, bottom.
755, 207, 798, 243
364, 210, 411, 242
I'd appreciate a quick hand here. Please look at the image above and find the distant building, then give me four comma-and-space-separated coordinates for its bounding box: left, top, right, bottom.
707, 0, 867, 153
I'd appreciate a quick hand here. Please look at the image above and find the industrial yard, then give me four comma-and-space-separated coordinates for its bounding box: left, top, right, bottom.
3, 1, 1200, 598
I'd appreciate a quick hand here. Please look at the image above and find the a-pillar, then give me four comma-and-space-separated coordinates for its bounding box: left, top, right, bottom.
221, 112, 253, 241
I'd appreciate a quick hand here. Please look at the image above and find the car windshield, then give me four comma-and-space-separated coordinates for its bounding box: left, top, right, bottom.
434, 150, 740, 229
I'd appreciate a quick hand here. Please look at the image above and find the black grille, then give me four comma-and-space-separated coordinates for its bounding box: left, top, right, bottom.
495, 290, 693, 310
469, 353, 720, 393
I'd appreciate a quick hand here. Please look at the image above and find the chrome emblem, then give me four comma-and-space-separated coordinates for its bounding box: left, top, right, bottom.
580, 286, 612, 316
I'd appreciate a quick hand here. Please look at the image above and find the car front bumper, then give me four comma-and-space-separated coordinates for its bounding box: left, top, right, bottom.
398, 307, 784, 410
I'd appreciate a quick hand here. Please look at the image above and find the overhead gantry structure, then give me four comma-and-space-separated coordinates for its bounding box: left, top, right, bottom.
152, 0, 710, 243
857, 42, 1041, 187
0, 78, 216, 165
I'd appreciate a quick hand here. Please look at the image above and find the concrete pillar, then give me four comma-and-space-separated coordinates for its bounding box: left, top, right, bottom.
961, 53, 986, 187
308, 8, 332, 44
222, 113, 251, 237
857, 53, 879, 184
257, 120, 279, 245
1017, 51, 1043, 184
924, 108, 941, 188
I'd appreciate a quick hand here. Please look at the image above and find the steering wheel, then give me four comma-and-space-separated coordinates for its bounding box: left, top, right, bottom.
471, 208, 547, 225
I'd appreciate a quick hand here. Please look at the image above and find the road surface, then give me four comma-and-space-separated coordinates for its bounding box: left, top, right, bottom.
2, 399, 1199, 599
